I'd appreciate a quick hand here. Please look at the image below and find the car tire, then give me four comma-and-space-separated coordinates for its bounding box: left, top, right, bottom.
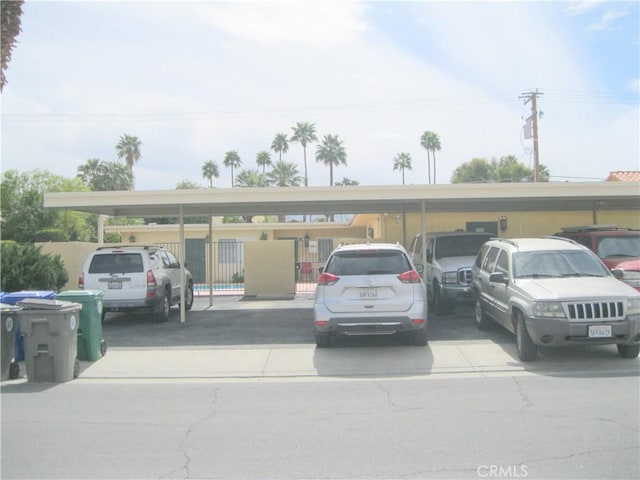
474, 297, 491, 330
433, 283, 454, 316
515, 312, 537, 362
100, 339, 107, 357
183, 283, 194, 311
155, 289, 171, 322
617, 344, 640, 359
412, 328, 428, 346
9, 362, 20, 379
315, 333, 332, 348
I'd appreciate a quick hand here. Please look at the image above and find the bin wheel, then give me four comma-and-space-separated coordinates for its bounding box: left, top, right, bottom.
100, 339, 107, 357
9, 362, 20, 380
73, 358, 80, 378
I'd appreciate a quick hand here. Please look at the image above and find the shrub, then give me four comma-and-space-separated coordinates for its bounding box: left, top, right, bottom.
0, 241, 68, 292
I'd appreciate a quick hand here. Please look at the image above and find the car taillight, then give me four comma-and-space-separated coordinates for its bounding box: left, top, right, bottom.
398, 270, 421, 284
317, 272, 339, 286
146, 270, 157, 299
78, 272, 85, 289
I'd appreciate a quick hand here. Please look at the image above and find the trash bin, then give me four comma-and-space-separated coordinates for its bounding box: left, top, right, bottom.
0, 303, 21, 380
16, 298, 81, 383
2, 291, 57, 362
55, 290, 106, 361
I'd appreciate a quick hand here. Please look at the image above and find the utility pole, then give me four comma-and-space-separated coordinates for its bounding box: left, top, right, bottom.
520, 90, 543, 181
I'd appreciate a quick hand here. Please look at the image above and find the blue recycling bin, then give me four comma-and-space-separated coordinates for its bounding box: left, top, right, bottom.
2, 291, 57, 362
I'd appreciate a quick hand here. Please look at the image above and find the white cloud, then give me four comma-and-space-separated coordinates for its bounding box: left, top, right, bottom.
589, 7, 631, 30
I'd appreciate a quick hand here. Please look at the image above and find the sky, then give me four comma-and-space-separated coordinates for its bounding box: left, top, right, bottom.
1, 0, 639, 191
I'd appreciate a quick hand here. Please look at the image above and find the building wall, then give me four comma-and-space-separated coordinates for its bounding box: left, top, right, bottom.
244, 241, 295, 296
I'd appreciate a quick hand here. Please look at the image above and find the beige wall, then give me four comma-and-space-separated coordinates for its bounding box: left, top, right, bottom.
37, 242, 101, 292
244, 240, 295, 296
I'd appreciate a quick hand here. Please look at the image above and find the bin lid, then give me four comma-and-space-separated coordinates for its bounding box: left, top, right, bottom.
0, 302, 22, 313
17, 298, 82, 311
1, 290, 57, 305
56, 290, 104, 302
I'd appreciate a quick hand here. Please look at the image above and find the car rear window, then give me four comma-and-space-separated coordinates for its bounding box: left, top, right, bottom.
326, 250, 411, 276
88, 253, 144, 274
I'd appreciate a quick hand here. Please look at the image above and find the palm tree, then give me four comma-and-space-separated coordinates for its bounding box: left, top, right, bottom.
420, 131, 441, 184
77, 158, 102, 186
271, 133, 289, 162
315, 134, 346, 187
334, 177, 359, 186
393, 152, 413, 185
235, 169, 267, 188
115, 134, 142, 172
201, 160, 220, 188
223, 150, 242, 187
290, 121, 317, 187
255, 150, 273, 174
266, 160, 303, 187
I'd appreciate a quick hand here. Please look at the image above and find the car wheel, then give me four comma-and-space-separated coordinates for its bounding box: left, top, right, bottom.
474, 297, 491, 330
433, 283, 454, 316
9, 362, 20, 379
155, 289, 171, 322
183, 283, 194, 311
515, 312, 537, 362
315, 333, 332, 348
100, 339, 107, 357
412, 328, 428, 346
617, 344, 640, 359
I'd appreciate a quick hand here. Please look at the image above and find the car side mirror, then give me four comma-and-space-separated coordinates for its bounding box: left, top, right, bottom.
489, 272, 508, 284
318, 266, 324, 274
611, 268, 624, 280
414, 264, 424, 274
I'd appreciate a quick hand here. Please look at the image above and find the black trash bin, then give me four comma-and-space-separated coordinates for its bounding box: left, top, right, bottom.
16, 298, 81, 383
0, 303, 21, 380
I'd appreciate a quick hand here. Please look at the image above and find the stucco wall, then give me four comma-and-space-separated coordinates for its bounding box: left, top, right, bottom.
37, 242, 100, 292
244, 240, 295, 296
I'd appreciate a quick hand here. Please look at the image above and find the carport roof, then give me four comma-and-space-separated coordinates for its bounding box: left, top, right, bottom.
44, 182, 640, 218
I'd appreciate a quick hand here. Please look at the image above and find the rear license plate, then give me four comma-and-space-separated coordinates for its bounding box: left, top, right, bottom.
108, 280, 122, 290
588, 325, 612, 338
359, 289, 378, 298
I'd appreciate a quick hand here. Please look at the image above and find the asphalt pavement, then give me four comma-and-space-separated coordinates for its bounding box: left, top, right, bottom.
4, 294, 639, 384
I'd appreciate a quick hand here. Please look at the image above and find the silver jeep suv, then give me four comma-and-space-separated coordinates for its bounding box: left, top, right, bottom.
79, 245, 194, 322
471, 237, 640, 361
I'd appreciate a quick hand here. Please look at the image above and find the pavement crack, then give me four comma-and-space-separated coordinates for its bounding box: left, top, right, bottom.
512, 376, 533, 409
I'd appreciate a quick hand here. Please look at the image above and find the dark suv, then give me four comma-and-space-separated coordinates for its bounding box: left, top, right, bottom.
555, 225, 640, 291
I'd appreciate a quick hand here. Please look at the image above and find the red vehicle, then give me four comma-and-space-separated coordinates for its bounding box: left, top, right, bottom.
555, 225, 640, 291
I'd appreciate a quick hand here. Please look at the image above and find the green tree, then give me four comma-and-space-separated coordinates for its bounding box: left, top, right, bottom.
451, 158, 494, 183
334, 177, 359, 186
392, 152, 413, 185
420, 131, 441, 184
290, 121, 317, 187
1, 241, 68, 291
266, 161, 303, 187
235, 169, 267, 188
451, 156, 550, 183
0, 0, 24, 91
176, 179, 203, 189
271, 133, 289, 162
77, 158, 133, 191
201, 160, 220, 188
223, 150, 242, 187
116, 134, 142, 173
315, 134, 347, 186
255, 151, 273, 174
1, 169, 94, 243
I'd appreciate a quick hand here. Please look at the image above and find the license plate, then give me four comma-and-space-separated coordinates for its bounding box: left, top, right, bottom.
588, 325, 612, 338
108, 280, 122, 290
359, 288, 378, 298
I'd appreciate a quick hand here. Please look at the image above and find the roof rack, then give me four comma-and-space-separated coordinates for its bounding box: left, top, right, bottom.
542, 236, 578, 245
96, 245, 157, 251
495, 238, 518, 247
559, 224, 620, 233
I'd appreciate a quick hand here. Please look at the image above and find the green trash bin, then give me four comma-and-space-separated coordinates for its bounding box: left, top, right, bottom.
56, 290, 106, 361
16, 299, 82, 383
1, 303, 21, 380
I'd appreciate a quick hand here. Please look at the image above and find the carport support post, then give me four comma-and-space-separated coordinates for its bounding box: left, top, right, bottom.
179, 205, 186, 323
208, 217, 214, 307
421, 200, 427, 283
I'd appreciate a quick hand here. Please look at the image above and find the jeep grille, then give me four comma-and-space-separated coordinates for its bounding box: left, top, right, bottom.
566, 301, 625, 321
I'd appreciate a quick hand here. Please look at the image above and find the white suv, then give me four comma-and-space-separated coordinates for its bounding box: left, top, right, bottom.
79, 245, 194, 322
472, 237, 640, 361
313, 243, 428, 347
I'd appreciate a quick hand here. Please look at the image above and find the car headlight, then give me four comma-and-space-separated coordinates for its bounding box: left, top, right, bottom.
627, 298, 640, 316
533, 302, 566, 318
442, 272, 458, 284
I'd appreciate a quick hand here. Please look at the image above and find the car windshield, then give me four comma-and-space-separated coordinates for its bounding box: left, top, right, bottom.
325, 250, 412, 276
435, 235, 492, 259
88, 253, 144, 274
513, 250, 609, 279
596, 235, 640, 258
